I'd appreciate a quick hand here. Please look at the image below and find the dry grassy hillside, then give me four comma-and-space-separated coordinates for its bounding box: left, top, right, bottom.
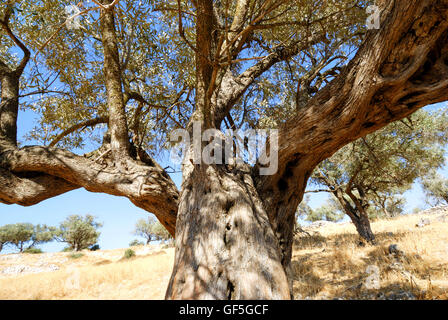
292, 207, 448, 300
0, 208, 447, 300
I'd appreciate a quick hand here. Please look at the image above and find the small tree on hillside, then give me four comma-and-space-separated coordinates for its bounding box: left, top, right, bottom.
55, 215, 102, 251
308, 108, 448, 243
152, 221, 172, 243
0, 223, 56, 252
304, 200, 345, 223
0, 226, 11, 253
134, 216, 172, 245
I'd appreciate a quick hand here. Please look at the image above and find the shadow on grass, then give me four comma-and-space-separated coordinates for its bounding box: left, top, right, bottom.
291, 230, 447, 300
293, 230, 412, 251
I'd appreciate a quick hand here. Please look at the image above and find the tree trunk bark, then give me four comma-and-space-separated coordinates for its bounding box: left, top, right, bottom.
350, 211, 376, 244
333, 189, 376, 243
0, 72, 19, 151
165, 164, 290, 299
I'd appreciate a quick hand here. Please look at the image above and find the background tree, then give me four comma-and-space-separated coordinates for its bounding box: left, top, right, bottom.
303, 199, 345, 223
129, 239, 145, 247
307, 108, 448, 242
0, 225, 11, 253
134, 216, 172, 244
422, 170, 448, 205
0, 223, 55, 252
1, 0, 448, 299
55, 215, 102, 251
151, 220, 173, 243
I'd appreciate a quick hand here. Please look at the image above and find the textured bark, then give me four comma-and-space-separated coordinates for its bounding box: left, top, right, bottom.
0, 72, 19, 150
0, 146, 179, 234
166, 164, 290, 299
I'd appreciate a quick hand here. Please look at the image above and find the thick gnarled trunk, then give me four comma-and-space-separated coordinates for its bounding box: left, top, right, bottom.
166, 164, 290, 299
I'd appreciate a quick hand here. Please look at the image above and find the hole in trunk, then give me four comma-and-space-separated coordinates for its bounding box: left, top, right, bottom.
278, 178, 288, 191
227, 281, 235, 300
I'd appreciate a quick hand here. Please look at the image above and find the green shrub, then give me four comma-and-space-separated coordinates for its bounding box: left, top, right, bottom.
61, 247, 73, 252
69, 253, 84, 259
23, 247, 43, 254
123, 249, 136, 259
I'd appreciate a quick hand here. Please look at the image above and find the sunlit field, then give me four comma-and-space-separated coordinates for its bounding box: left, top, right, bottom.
292, 209, 448, 300
0, 246, 174, 300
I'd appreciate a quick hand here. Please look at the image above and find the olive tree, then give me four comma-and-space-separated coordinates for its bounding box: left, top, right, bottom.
54, 214, 102, 251
134, 216, 172, 244
0, 223, 56, 252
1, 0, 448, 299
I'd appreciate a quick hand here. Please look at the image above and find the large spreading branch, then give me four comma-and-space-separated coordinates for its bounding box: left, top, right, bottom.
255, 0, 448, 267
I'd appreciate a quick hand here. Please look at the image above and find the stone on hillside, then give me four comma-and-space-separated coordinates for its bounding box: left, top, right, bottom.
416, 218, 431, 228
386, 290, 416, 300
388, 244, 400, 255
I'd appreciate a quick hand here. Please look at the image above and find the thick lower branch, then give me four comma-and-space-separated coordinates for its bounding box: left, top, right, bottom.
256, 0, 448, 271
0, 146, 179, 235
0, 168, 78, 206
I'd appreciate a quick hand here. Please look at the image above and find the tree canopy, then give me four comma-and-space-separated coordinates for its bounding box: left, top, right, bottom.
134, 216, 173, 244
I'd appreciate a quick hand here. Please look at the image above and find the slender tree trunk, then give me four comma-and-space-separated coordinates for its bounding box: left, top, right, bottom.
350, 210, 376, 244
166, 164, 290, 299
333, 189, 376, 243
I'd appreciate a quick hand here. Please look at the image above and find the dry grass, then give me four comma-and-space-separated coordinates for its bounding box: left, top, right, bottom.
292, 212, 448, 299
0, 247, 174, 300
0, 210, 447, 300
